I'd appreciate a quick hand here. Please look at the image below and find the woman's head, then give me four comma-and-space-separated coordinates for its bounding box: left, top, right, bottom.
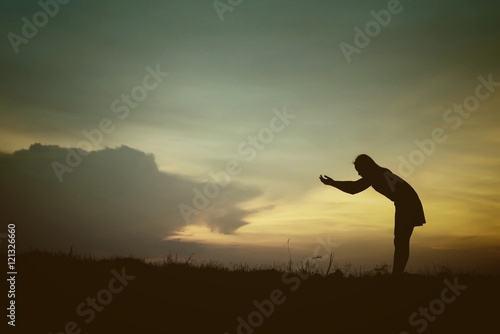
353, 154, 380, 177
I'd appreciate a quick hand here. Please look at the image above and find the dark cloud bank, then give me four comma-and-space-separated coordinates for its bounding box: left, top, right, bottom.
0, 144, 262, 257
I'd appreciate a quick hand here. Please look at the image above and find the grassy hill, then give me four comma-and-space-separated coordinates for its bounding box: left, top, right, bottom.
7, 250, 499, 333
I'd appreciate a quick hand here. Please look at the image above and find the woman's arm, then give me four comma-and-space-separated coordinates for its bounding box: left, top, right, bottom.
319, 175, 371, 194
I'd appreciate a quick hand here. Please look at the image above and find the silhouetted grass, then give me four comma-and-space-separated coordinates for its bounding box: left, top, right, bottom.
10, 249, 500, 333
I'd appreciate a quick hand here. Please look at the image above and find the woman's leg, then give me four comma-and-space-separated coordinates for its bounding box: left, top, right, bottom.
392, 225, 414, 275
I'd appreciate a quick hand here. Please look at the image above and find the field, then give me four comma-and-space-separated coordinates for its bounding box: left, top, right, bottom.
8, 250, 499, 333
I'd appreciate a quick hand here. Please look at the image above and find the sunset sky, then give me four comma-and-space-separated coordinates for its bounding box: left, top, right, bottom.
1, 0, 499, 272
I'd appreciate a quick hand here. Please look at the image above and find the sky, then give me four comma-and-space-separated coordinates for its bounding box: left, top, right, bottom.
1, 0, 499, 273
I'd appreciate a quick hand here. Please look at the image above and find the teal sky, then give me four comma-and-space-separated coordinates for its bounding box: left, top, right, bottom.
1, 0, 500, 272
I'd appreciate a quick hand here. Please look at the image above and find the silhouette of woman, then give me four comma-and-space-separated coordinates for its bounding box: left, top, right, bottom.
319, 154, 425, 275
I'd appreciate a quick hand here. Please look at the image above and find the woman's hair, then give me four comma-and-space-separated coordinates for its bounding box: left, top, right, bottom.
353, 154, 380, 171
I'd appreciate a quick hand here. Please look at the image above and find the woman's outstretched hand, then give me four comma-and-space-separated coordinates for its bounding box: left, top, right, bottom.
319, 175, 334, 186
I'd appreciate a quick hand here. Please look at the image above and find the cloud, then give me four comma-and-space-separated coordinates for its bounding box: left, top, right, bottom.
0, 144, 262, 257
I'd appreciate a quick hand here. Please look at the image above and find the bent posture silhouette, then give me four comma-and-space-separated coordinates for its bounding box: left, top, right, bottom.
319, 154, 425, 275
